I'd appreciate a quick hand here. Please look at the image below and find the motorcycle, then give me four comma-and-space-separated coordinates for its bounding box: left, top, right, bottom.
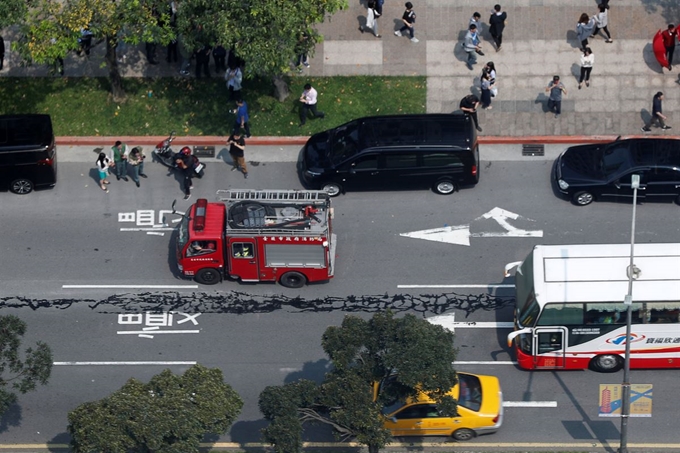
152, 131, 205, 178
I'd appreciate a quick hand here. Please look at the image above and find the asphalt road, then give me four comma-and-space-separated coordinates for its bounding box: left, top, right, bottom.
1, 155, 679, 449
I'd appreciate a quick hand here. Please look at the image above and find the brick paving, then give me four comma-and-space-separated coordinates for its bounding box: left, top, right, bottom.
2, 0, 680, 137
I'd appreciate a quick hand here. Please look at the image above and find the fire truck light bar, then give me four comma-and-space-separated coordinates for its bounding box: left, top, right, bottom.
194, 198, 208, 231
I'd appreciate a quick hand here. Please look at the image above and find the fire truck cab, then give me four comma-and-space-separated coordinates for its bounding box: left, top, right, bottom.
176, 189, 336, 288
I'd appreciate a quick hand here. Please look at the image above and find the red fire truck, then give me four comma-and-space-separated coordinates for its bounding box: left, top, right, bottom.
176, 189, 336, 288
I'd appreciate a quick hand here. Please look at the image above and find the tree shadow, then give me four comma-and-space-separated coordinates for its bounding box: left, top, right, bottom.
640, 0, 680, 24
0, 403, 21, 433
284, 358, 331, 384
47, 432, 71, 452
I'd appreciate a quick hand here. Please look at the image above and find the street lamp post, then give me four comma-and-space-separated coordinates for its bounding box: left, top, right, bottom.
619, 174, 640, 453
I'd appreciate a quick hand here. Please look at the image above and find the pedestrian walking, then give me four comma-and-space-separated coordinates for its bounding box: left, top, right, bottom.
489, 5, 507, 51
227, 129, 248, 179
661, 24, 678, 71
195, 45, 211, 78
642, 92, 672, 131
145, 42, 159, 64
299, 83, 325, 126
96, 152, 112, 193
469, 12, 482, 33
0, 35, 5, 71
77, 27, 94, 56
225, 65, 243, 101
576, 13, 595, 51
394, 2, 419, 43
592, 5, 613, 43
233, 99, 251, 137
360, 0, 382, 38
110, 140, 129, 181
578, 47, 594, 89
175, 146, 194, 200
213, 45, 227, 72
459, 94, 483, 132
484, 61, 497, 96
480, 71, 492, 109
295, 33, 311, 70
178, 34, 191, 76
127, 146, 147, 187
546, 75, 567, 118
463, 24, 483, 70
166, 38, 178, 63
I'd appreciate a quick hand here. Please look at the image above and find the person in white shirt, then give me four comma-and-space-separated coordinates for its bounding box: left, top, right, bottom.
299, 83, 325, 126
592, 4, 612, 43
578, 47, 594, 89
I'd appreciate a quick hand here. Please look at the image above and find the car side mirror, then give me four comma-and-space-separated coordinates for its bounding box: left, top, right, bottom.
390, 417, 397, 423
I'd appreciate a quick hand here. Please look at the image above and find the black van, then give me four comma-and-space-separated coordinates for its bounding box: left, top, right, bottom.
0, 114, 57, 194
300, 113, 479, 196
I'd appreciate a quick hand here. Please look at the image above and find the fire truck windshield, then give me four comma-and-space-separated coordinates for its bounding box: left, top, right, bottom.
177, 215, 190, 249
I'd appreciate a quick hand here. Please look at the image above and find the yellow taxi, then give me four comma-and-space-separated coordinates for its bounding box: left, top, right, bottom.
379, 372, 503, 441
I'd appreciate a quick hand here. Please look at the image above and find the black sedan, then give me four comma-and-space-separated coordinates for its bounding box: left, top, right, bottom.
553, 138, 680, 206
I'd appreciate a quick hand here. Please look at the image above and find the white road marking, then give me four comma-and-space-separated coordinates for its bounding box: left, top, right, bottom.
62, 284, 199, 289
398, 284, 513, 288
117, 330, 200, 335
54, 361, 197, 365
146, 231, 165, 236
503, 401, 557, 408
120, 227, 174, 232
428, 312, 514, 333
454, 361, 518, 365
400, 207, 543, 246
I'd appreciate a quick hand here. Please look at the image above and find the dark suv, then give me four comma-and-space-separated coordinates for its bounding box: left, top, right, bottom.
0, 114, 57, 194
554, 138, 680, 206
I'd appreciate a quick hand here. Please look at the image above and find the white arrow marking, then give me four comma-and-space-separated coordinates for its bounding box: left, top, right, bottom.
400, 225, 471, 246
400, 207, 543, 246
427, 312, 514, 333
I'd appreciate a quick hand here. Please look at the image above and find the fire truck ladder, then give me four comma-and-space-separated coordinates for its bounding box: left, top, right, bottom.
216, 189, 329, 202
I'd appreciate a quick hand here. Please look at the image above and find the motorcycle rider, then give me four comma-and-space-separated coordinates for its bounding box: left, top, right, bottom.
175, 146, 194, 200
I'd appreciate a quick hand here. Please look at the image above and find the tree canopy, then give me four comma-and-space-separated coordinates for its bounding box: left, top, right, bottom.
0, 315, 53, 416
68, 364, 243, 453
259, 311, 459, 453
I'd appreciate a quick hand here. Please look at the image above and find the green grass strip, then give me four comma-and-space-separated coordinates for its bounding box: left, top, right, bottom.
0, 76, 426, 136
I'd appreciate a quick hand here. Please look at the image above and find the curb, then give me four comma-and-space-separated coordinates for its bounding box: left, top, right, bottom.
56, 134, 680, 147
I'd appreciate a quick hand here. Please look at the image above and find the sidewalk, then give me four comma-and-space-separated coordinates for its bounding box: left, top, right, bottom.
2, 0, 680, 137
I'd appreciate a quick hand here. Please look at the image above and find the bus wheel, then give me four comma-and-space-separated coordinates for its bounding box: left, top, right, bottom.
279, 271, 306, 288
195, 268, 221, 285
591, 354, 623, 373
452, 428, 475, 441
433, 179, 456, 195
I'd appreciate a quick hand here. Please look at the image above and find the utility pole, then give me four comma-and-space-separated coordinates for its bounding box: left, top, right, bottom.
619, 173, 640, 453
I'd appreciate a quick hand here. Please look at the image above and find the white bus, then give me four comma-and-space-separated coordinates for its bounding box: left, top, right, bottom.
506, 243, 680, 372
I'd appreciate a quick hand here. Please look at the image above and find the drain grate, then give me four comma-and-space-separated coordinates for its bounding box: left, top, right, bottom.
522, 144, 545, 156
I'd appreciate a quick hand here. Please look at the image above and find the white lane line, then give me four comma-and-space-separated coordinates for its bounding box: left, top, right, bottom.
117, 330, 200, 335
503, 401, 557, 408
454, 361, 518, 365
398, 284, 514, 289
453, 322, 514, 328
62, 284, 199, 289
146, 231, 165, 236
54, 361, 197, 366
120, 227, 174, 232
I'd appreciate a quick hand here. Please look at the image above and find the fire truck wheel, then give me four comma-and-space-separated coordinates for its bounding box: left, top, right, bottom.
279, 271, 307, 288
433, 179, 456, 195
10, 178, 34, 194
195, 268, 221, 285
321, 182, 342, 197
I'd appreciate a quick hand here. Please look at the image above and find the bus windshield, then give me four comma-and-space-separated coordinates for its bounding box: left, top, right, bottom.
515, 252, 538, 327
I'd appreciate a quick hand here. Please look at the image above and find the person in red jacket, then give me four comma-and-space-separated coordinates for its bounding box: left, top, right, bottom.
661, 24, 678, 71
